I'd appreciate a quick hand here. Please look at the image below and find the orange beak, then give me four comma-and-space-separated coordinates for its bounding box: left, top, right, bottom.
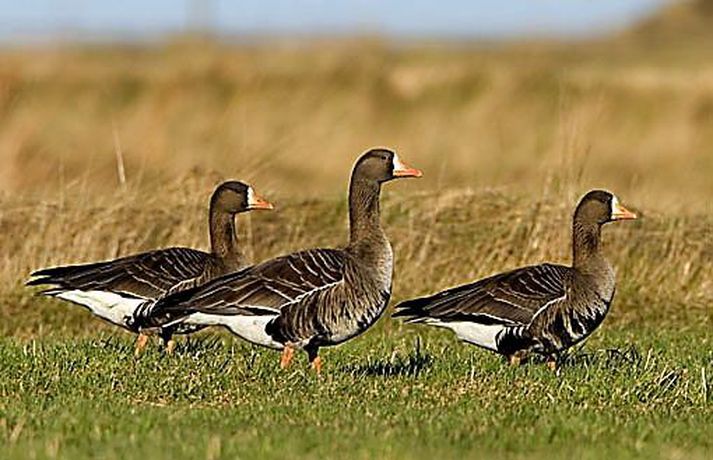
247, 188, 275, 210
611, 201, 637, 220
392, 154, 423, 178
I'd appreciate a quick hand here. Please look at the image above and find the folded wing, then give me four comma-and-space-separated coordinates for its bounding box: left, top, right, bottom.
394, 263, 571, 327
138, 248, 346, 327
28, 248, 210, 299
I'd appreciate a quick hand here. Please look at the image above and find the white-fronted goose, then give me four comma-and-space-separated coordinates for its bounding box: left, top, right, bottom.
27, 181, 274, 354
131, 148, 422, 372
393, 190, 637, 369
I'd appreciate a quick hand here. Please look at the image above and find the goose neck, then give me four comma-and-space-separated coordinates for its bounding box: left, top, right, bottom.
348, 177, 386, 247
209, 207, 244, 264
572, 218, 605, 272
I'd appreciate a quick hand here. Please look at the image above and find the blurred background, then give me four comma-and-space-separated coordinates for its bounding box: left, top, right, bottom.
0, 0, 711, 208
0, 1, 711, 333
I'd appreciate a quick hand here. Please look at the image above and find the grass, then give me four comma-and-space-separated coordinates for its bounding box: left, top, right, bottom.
0, 327, 711, 460
2, 4, 713, 457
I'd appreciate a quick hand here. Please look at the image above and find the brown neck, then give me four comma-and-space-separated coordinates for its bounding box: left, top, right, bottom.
348, 177, 385, 247
572, 217, 604, 271
208, 206, 244, 264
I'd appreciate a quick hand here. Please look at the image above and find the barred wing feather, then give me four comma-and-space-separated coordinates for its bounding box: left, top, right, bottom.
28, 248, 210, 299
142, 248, 346, 326
394, 263, 570, 327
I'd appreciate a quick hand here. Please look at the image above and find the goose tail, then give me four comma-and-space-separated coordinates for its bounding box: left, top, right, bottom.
392, 296, 433, 323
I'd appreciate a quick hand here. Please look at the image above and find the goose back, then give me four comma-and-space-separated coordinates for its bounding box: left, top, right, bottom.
28, 248, 212, 300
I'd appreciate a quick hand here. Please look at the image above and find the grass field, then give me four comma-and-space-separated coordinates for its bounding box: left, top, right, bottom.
0, 328, 711, 460
1, 2, 712, 458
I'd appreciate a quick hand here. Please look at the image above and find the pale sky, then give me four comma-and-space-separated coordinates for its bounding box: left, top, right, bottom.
0, 0, 666, 42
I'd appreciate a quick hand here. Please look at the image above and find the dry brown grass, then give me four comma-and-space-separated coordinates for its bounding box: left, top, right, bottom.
0, 37, 711, 337
2, 180, 710, 338
0, 40, 711, 207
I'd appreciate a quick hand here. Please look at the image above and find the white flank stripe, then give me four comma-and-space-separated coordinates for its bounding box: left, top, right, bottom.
424, 319, 503, 351
55, 290, 144, 329
180, 313, 283, 349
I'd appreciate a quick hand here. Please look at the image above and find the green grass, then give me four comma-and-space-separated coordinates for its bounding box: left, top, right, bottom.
1, 322, 711, 459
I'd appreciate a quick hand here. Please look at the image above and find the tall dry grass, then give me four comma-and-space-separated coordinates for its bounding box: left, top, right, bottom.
0, 39, 710, 337
1, 175, 710, 337
0, 40, 711, 209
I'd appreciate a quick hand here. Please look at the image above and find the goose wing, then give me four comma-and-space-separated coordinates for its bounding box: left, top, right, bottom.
139, 248, 346, 327
28, 247, 210, 299
393, 263, 571, 326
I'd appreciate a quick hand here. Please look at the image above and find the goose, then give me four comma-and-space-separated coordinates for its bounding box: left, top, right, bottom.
393, 190, 637, 369
27, 181, 274, 354
130, 148, 422, 372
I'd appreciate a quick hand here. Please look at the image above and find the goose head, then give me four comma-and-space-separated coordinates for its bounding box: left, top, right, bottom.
352, 148, 423, 183
212, 181, 274, 214
575, 190, 637, 226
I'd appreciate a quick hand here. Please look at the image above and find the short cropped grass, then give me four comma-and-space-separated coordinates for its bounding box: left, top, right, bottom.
1, 325, 711, 460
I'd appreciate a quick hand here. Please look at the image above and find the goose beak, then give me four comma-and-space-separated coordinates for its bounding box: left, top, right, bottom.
611, 198, 637, 221
392, 154, 423, 178
247, 187, 275, 210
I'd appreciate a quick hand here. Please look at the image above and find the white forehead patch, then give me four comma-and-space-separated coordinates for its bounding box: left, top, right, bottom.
247, 186, 256, 205
392, 153, 406, 171
610, 194, 620, 214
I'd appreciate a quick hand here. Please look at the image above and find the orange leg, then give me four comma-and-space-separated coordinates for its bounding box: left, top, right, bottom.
546, 356, 558, 372
165, 339, 177, 355
160, 329, 176, 355
310, 355, 323, 374
508, 350, 528, 367
134, 333, 149, 357
307, 346, 322, 374
280, 346, 295, 369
